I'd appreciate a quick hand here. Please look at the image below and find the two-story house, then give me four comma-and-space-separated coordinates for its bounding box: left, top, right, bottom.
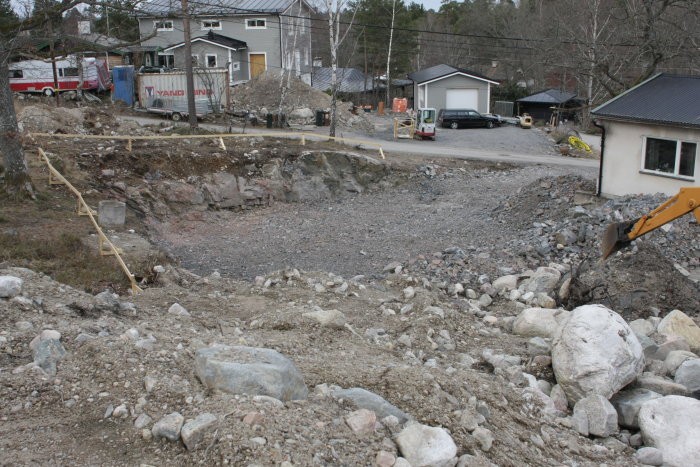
136, 0, 313, 85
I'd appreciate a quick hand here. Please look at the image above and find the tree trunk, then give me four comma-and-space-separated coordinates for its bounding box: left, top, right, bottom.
181, 0, 198, 129
0, 57, 34, 199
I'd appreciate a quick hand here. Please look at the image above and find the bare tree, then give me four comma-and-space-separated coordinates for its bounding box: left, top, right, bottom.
325, 0, 356, 137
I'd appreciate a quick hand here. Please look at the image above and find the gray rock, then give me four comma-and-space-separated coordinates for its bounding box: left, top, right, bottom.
492, 274, 518, 293
0, 276, 23, 298
395, 422, 458, 467
551, 304, 644, 405
134, 413, 152, 429
610, 388, 662, 428
635, 447, 663, 466
151, 412, 185, 441
472, 426, 493, 452
519, 267, 561, 294
181, 413, 218, 451
527, 337, 551, 356
636, 374, 688, 396
332, 387, 411, 424
195, 345, 308, 401
629, 319, 655, 338
95, 291, 120, 311
512, 307, 568, 339
639, 396, 700, 467
30, 331, 66, 376
168, 303, 190, 316
665, 350, 698, 376
572, 395, 618, 437
459, 408, 485, 431
302, 308, 346, 328
654, 335, 691, 361
638, 335, 659, 360
674, 359, 700, 395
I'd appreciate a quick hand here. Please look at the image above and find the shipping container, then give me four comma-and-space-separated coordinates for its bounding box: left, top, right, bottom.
137, 69, 230, 112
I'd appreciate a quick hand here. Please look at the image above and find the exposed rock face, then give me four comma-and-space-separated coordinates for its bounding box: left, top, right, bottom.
551, 304, 644, 405
639, 396, 700, 467
195, 345, 308, 401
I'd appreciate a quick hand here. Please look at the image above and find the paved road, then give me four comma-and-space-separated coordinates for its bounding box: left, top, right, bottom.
118, 114, 599, 170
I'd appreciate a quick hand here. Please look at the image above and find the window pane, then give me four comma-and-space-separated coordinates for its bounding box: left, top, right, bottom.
207, 55, 217, 67
679, 142, 696, 177
644, 138, 677, 173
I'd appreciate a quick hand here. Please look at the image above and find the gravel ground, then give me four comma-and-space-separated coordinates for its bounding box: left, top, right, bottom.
363, 113, 558, 154
154, 161, 597, 280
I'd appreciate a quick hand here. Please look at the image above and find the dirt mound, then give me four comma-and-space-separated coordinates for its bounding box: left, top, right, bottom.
231, 70, 331, 113
230, 70, 374, 132
16, 103, 155, 136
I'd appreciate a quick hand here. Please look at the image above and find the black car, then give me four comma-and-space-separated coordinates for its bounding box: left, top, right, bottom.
437, 109, 500, 129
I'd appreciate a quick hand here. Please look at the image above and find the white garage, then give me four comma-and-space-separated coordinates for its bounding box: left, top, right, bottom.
408, 64, 499, 113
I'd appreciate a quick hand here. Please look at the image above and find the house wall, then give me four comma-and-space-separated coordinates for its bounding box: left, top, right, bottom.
139, 15, 282, 78
600, 119, 700, 197
172, 41, 248, 83
413, 74, 491, 113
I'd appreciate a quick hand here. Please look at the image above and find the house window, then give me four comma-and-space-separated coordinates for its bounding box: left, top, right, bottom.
191, 55, 199, 67
206, 54, 217, 68
158, 54, 174, 68
201, 20, 221, 30
154, 20, 174, 31
232, 62, 240, 71
246, 18, 266, 29
642, 137, 696, 178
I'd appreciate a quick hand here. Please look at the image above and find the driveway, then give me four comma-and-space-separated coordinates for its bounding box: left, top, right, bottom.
117, 114, 599, 170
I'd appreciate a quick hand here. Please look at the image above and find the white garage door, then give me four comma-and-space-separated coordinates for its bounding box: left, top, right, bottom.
446, 88, 479, 110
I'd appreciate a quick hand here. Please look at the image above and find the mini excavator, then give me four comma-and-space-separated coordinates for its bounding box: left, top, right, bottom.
601, 187, 700, 260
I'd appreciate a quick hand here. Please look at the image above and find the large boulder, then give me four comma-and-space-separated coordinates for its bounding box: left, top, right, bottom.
610, 388, 662, 429
395, 422, 457, 467
639, 396, 700, 467
657, 310, 700, 354
674, 359, 700, 396
551, 304, 644, 405
512, 307, 569, 338
195, 345, 308, 401
572, 394, 618, 437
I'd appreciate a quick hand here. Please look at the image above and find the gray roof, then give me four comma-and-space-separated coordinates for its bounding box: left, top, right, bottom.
592, 73, 700, 128
408, 64, 498, 84
137, 0, 297, 16
517, 89, 577, 104
312, 67, 374, 93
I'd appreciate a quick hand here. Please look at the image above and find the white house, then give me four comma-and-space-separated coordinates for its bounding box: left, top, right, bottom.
408, 64, 499, 113
592, 73, 700, 197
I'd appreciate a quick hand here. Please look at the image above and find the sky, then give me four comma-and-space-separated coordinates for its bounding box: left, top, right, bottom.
417, 0, 443, 11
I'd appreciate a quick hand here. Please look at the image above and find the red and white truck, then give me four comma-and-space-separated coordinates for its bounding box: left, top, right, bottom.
9, 56, 111, 96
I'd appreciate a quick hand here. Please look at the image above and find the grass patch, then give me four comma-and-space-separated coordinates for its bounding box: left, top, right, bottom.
1, 232, 135, 294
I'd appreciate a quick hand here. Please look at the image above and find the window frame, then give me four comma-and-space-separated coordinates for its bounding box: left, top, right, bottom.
245, 18, 267, 29
641, 135, 696, 180
206, 54, 218, 68
154, 20, 174, 31
200, 19, 222, 30
9, 69, 23, 79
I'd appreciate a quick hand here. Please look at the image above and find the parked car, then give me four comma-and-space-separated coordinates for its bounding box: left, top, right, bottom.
437, 109, 501, 129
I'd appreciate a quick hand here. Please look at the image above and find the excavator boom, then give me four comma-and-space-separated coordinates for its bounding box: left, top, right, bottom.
601, 187, 700, 260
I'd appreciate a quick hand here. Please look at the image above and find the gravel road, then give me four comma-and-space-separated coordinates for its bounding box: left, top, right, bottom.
155, 161, 597, 280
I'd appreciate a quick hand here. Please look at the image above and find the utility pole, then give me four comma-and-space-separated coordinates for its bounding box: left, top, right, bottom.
47, 16, 60, 106
181, 0, 198, 129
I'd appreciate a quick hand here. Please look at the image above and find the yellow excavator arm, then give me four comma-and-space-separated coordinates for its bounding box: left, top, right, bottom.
601, 187, 700, 260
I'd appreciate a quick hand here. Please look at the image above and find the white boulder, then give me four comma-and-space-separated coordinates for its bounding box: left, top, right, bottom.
639, 396, 700, 467
657, 310, 700, 354
0, 276, 23, 298
395, 422, 457, 467
551, 304, 644, 405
